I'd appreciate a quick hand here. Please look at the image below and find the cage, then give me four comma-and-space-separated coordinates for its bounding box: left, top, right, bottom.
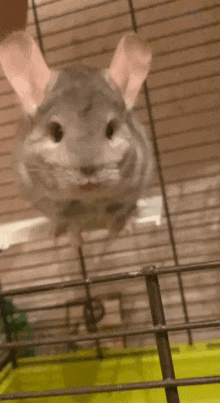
0, 0, 220, 402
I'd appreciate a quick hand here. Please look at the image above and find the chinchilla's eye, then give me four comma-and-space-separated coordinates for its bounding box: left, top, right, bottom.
105, 120, 117, 140
49, 122, 64, 143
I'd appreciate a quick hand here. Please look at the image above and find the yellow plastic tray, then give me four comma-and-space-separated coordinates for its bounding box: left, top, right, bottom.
0, 342, 219, 402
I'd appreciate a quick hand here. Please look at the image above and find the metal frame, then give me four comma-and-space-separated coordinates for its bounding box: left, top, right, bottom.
0, 261, 220, 402
127, 0, 192, 346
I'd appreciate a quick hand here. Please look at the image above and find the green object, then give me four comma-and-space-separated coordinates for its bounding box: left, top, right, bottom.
0, 299, 35, 358
0, 342, 219, 402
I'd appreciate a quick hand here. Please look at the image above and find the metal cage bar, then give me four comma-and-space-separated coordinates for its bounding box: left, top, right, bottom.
1, 376, 220, 401
0, 296, 17, 369
0, 261, 220, 348
1, 260, 220, 298
127, 0, 192, 345
0, 262, 220, 402
78, 247, 103, 359
145, 267, 180, 402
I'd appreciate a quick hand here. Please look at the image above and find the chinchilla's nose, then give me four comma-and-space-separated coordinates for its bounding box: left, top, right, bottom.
80, 166, 97, 176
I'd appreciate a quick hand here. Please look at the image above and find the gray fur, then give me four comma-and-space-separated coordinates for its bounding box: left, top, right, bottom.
13, 65, 154, 240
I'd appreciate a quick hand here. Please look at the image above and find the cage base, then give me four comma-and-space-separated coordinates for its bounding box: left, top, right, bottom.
0, 341, 219, 402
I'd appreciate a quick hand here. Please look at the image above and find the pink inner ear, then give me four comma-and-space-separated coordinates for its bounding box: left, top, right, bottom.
109, 33, 152, 107
0, 31, 51, 113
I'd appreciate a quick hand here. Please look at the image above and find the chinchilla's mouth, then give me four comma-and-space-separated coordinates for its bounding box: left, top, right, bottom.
79, 183, 101, 191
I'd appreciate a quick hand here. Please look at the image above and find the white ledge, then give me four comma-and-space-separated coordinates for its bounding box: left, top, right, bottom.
0, 196, 162, 251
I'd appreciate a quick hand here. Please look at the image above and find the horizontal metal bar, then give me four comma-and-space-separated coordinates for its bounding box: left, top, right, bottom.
45, 18, 220, 56
1, 261, 220, 297
51, 42, 220, 70
39, 20, 220, 63
0, 319, 220, 350
138, 3, 220, 27
152, 104, 220, 124
24, 300, 83, 312
0, 22, 218, 77
161, 156, 220, 172
151, 71, 220, 91
153, 88, 220, 109
154, 54, 220, 75
1, 69, 220, 120
1, 83, 220, 121
32, 0, 119, 25
32, 0, 117, 15
39, 2, 220, 32
0, 376, 220, 400
1, 69, 219, 106
144, 262, 220, 275
154, 37, 220, 59
131, 0, 181, 13
0, 118, 19, 129
157, 122, 220, 141
145, 20, 220, 44
29, 2, 220, 43
162, 139, 220, 156
44, 10, 129, 33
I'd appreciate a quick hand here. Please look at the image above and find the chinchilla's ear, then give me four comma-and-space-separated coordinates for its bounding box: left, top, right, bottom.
108, 33, 152, 109
0, 31, 52, 114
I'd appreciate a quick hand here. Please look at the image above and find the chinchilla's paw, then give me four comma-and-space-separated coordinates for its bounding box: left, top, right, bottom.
69, 223, 83, 250
106, 216, 126, 239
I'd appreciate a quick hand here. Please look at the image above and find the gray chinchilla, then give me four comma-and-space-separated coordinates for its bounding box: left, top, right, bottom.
0, 32, 154, 247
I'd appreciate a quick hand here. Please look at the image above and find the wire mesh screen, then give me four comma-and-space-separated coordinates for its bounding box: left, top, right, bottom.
0, 0, 220, 386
